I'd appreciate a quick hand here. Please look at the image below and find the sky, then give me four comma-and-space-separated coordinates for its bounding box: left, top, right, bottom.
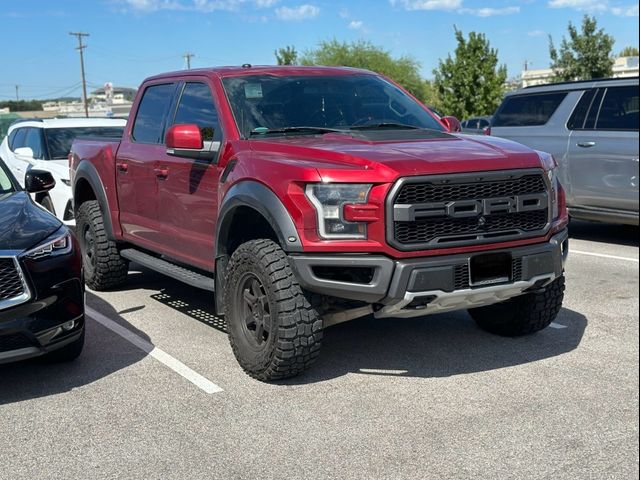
0, 0, 638, 100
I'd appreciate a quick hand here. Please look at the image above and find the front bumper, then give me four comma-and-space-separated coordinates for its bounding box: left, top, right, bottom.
0, 237, 85, 364
289, 229, 569, 317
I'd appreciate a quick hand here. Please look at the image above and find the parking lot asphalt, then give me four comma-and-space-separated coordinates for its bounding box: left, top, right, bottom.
1, 221, 638, 480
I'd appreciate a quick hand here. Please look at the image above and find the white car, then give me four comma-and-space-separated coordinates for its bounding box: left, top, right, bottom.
0, 117, 126, 225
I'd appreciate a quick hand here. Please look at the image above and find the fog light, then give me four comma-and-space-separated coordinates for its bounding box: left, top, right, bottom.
62, 320, 75, 331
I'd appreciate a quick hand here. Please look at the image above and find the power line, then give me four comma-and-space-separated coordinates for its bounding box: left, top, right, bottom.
69, 31, 90, 118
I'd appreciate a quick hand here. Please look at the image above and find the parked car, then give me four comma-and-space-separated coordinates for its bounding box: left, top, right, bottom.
0, 158, 84, 364
0, 117, 126, 225
70, 65, 568, 381
491, 77, 639, 226
461, 116, 492, 135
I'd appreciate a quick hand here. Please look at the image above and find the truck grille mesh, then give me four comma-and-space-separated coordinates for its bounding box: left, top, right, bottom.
0, 258, 25, 303
390, 172, 549, 249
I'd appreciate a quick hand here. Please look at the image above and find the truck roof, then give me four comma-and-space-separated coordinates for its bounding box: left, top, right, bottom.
144, 65, 377, 83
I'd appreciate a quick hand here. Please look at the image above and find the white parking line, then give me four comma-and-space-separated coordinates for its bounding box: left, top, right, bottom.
571, 250, 639, 263
86, 307, 224, 394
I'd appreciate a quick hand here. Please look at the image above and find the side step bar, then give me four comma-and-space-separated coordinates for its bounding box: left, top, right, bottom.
120, 249, 215, 291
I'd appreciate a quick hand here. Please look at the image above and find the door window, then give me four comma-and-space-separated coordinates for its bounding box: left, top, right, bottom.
172, 82, 221, 143
132, 83, 176, 143
9, 127, 27, 151
24, 128, 44, 159
596, 86, 639, 131
492, 92, 568, 127
567, 89, 596, 130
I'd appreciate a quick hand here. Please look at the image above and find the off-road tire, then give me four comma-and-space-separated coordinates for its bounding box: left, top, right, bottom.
468, 275, 565, 336
224, 239, 323, 381
42, 325, 85, 363
76, 200, 128, 290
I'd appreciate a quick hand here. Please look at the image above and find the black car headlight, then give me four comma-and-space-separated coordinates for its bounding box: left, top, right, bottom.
305, 183, 372, 239
24, 229, 73, 260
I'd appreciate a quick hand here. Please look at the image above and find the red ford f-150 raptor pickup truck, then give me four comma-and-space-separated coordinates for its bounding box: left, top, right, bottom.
70, 66, 569, 381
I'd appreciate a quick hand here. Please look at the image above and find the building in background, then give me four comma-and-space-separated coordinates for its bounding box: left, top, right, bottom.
521, 56, 639, 88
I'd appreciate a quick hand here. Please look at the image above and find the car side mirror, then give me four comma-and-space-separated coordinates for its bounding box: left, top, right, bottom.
165, 124, 218, 162
441, 116, 462, 133
14, 147, 37, 164
25, 169, 55, 193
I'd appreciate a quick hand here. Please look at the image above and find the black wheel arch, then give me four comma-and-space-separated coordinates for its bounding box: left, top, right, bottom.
73, 160, 115, 240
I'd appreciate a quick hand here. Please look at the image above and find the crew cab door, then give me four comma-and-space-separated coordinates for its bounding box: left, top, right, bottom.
566, 85, 639, 213
156, 80, 223, 271
116, 82, 178, 249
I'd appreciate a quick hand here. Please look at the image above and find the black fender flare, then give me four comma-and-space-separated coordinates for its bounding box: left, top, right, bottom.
216, 180, 303, 256
73, 160, 116, 240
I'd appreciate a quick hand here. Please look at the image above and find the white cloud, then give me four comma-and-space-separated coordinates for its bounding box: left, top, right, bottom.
339, 8, 350, 18
348, 19, 364, 29
275, 4, 320, 20
390, 0, 462, 11
121, 0, 278, 12
459, 6, 520, 16
548, 0, 608, 11
254, 0, 278, 7
527, 29, 547, 37
611, 4, 639, 15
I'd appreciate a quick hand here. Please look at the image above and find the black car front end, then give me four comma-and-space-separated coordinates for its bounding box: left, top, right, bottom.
0, 160, 85, 364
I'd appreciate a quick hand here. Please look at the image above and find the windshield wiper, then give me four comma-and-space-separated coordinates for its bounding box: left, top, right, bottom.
250, 126, 347, 136
349, 122, 421, 131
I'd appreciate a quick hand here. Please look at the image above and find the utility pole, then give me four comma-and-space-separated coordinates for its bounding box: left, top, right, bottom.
523, 60, 532, 72
15, 85, 19, 102
69, 31, 90, 118
183, 52, 195, 70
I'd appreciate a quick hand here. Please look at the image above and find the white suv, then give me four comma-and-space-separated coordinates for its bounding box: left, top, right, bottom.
0, 117, 126, 225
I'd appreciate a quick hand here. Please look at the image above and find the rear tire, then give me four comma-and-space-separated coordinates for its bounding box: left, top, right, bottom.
468, 275, 565, 336
224, 239, 323, 381
76, 200, 128, 290
42, 326, 85, 363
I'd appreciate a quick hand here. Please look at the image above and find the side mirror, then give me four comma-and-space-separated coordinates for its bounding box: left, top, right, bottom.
441, 116, 462, 133
14, 147, 36, 164
165, 124, 218, 162
25, 169, 55, 193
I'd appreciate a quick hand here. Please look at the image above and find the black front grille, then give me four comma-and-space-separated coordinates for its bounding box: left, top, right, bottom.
396, 175, 546, 204
389, 171, 550, 249
454, 264, 470, 290
0, 258, 25, 302
0, 333, 32, 353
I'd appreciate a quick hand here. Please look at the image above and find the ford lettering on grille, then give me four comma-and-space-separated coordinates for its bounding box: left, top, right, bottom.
387, 171, 551, 250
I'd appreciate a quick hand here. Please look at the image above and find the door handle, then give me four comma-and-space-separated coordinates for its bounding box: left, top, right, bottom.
154, 167, 169, 179
577, 141, 596, 148
116, 162, 128, 173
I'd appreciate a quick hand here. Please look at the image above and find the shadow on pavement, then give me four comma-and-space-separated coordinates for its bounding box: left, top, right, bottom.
0, 293, 149, 406
137, 265, 587, 384
569, 219, 639, 247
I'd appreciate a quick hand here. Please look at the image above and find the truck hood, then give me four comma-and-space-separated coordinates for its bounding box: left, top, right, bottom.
250, 132, 546, 182
0, 191, 62, 251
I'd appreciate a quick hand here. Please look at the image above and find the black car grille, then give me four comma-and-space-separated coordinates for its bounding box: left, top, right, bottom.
389, 172, 550, 249
452, 256, 524, 291
0, 258, 25, 303
0, 333, 33, 353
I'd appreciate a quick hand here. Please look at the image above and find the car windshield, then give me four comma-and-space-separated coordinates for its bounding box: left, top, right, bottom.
0, 159, 16, 194
44, 126, 125, 159
221, 74, 444, 139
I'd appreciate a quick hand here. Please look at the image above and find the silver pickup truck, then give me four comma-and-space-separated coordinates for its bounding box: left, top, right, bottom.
491, 77, 639, 226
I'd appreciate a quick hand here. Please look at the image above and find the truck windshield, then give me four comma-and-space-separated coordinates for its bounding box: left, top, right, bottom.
0, 160, 16, 194
221, 74, 444, 139
44, 126, 125, 160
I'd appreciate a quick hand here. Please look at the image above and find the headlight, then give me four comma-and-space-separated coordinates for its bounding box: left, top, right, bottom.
24, 230, 73, 260
305, 183, 372, 239
546, 167, 560, 219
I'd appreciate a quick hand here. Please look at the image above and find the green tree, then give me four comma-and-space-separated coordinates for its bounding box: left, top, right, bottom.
300, 39, 425, 101
0, 100, 43, 112
549, 15, 615, 81
432, 28, 507, 119
275, 46, 298, 65
619, 46, 639, 57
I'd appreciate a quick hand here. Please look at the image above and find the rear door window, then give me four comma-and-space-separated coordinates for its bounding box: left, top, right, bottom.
596, 86, 639, 131
493, 92, 568, 127
132, 83, 176, 143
